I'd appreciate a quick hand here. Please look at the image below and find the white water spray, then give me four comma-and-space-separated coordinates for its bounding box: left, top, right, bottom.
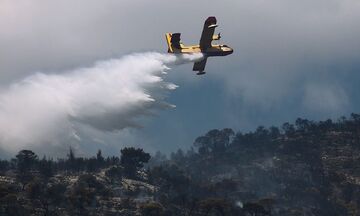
0, 52, 203, 154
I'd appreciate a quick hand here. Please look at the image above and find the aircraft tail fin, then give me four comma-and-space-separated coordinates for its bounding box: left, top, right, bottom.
165, 33, 182, 53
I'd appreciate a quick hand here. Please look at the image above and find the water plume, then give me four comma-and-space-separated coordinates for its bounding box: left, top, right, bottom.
0, 52, 203, 155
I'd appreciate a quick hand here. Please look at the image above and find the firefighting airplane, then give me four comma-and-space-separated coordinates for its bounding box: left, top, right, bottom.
165, 16, 233, 75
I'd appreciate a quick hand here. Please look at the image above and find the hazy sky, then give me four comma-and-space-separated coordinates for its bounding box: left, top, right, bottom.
1, 0, 360, 156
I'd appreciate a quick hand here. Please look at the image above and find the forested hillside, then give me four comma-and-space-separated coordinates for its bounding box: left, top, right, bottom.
1, 114, 360, 215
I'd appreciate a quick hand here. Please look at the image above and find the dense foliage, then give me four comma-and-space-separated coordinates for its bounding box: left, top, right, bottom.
1, 113, 360, 215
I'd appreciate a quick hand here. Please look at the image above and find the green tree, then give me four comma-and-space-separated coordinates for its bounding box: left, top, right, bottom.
16, 150, 38, 172
120, 147, 151, 178
269, 126, 280, 139
69, 174, 109, 214
96, 149, 104, 168
15, 150, 38, 189
194, 128, 234, 154
170, 149, 185, 162
105, 166, 123, 182
38, 156, 54, 178
282, 122, 295, 136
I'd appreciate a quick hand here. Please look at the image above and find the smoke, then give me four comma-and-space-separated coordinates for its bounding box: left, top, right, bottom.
0, 52, 203, 155
302, 82, 349, 113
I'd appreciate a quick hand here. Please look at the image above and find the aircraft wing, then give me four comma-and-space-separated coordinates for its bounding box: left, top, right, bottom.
193, 57, 207, 72
199, 16, 217, 50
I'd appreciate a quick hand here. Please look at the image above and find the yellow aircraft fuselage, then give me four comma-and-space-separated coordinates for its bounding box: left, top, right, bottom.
165, 33, 233, 57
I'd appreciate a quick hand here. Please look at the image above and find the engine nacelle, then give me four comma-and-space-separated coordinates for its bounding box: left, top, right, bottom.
212, 33, 221, 41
